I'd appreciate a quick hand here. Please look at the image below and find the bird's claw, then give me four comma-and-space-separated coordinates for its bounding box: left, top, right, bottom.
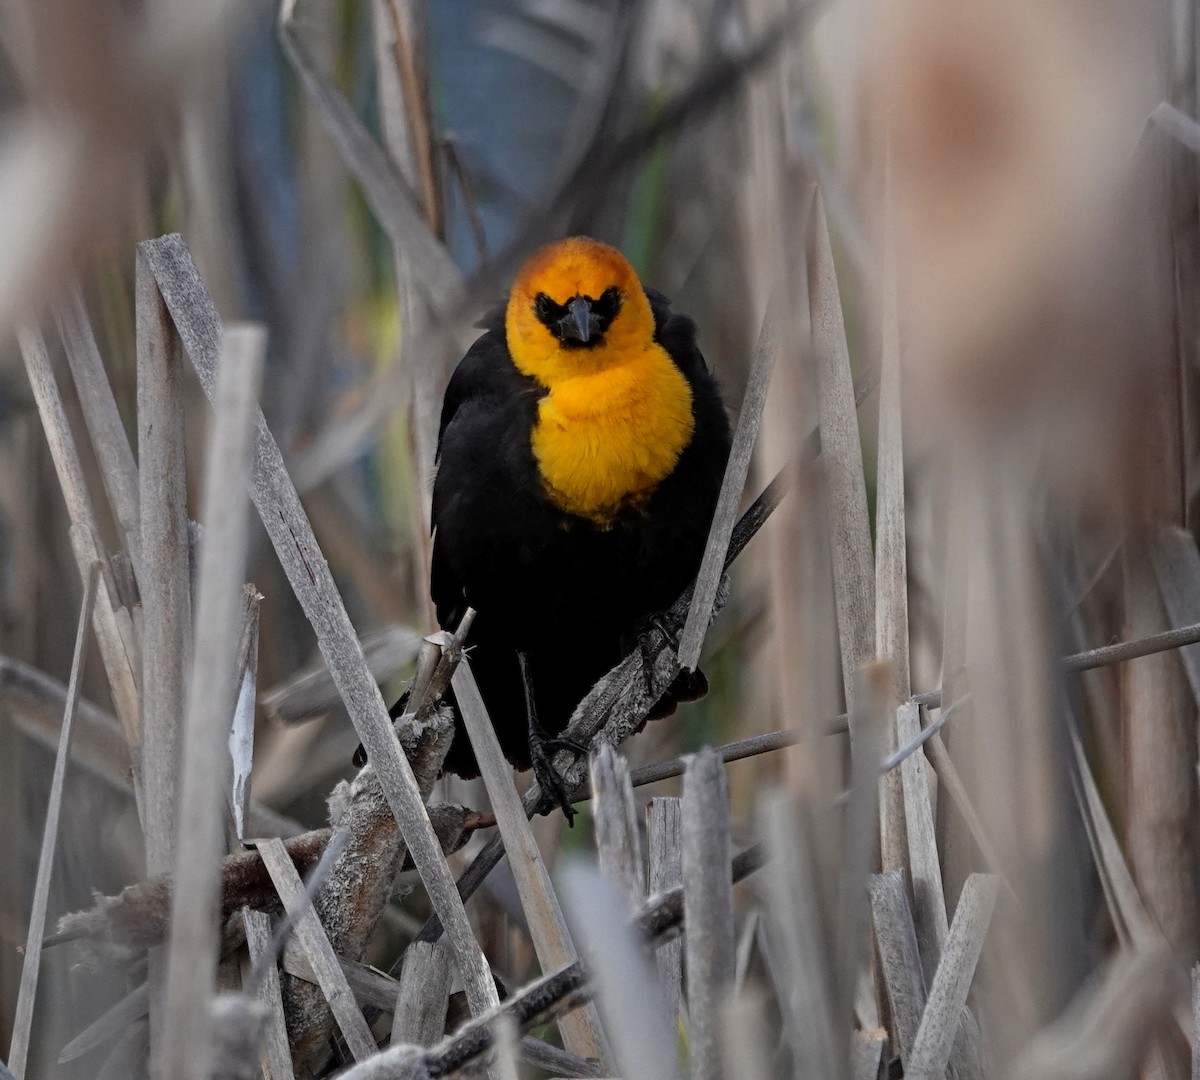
531, 740, 578, 826
637, 611, 680, 697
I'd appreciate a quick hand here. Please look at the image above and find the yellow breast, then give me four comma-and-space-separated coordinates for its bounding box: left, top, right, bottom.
531, 344, 695, 526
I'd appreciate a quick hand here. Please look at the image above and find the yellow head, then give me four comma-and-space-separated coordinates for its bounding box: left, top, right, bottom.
505, 237, 657, 385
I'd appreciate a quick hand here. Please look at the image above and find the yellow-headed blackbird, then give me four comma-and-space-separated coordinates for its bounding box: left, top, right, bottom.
403, 237, 730, 820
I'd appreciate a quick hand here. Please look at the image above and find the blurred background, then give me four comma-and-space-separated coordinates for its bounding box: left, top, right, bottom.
1, 0, 1198, 1076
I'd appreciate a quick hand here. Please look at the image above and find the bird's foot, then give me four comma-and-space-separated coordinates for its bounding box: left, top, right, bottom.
636, 611, 682, 697
529, 730, 586, 826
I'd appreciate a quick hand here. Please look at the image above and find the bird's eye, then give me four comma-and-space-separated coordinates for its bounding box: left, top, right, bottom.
534, 293, 555, 321
594, 286, 621, 319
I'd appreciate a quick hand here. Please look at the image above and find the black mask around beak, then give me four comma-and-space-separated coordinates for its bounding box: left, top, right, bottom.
559, 297, 593, 343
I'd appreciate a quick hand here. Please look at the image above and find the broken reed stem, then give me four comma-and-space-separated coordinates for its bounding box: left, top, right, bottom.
160, 326, 264, 1080
136, 245, 192, 877
8, 563, 99, 1080
679, 310, 776, 670
242, 909, 295, 1080
682, 749, 736, 1080
590, 745, 645, 907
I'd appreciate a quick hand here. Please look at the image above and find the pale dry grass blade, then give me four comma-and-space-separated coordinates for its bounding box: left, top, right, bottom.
904, 874, 999, 1080
16, 326, 140, 746
647, 796, 684, 1024
160, 325, 265, 1080
242, 908, 295, 1080
683, 749, 736, 1080
679, 311, 776, 670
8, 562, 98, 1080
895, 702, 947, 981
391, 938, 452, 1047
136, 246, 192, 876
139, 233, 499, 1019
256, 837, 377, 1061
875, 166, 910, 876
591, 744, 645, 907
837, 667, 887, 1052
451, 659, 607, 1061
809, 190, 875, 712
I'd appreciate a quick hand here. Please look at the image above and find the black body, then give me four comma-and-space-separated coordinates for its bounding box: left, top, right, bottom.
419, 288, 732, 778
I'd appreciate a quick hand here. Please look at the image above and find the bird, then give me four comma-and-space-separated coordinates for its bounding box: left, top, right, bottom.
381, 236, 731, 822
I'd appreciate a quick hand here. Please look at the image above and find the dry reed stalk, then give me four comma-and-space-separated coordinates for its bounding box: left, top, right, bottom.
136, 246, 191, 878
590, 744, 645, 907
682, 749, 736, 1080
1123, 546, 1199, 956
160, 326, 264, 1080
874, 168, 911, 877
257, 837, 377, 1063
1150, 527, 1200, 705
16, 327, 141, 748
391, 939, 452, 1048
758, 790, 838, 1078
451, 659, 608, 1063
242, 908, 295, 1080
561, 865, 676, 1080
904, 874, 999, 1080
54, 287, 143, 579
869, 869, 926, 1067
678, 310, 775, 670
646, 796, 684, 1024
809, 191, 875, 715
8, 562, 98, 1079
895, 702, 946, 981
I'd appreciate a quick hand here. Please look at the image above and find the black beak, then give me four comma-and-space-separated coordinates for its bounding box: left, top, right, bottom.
561, 297, 593, 343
